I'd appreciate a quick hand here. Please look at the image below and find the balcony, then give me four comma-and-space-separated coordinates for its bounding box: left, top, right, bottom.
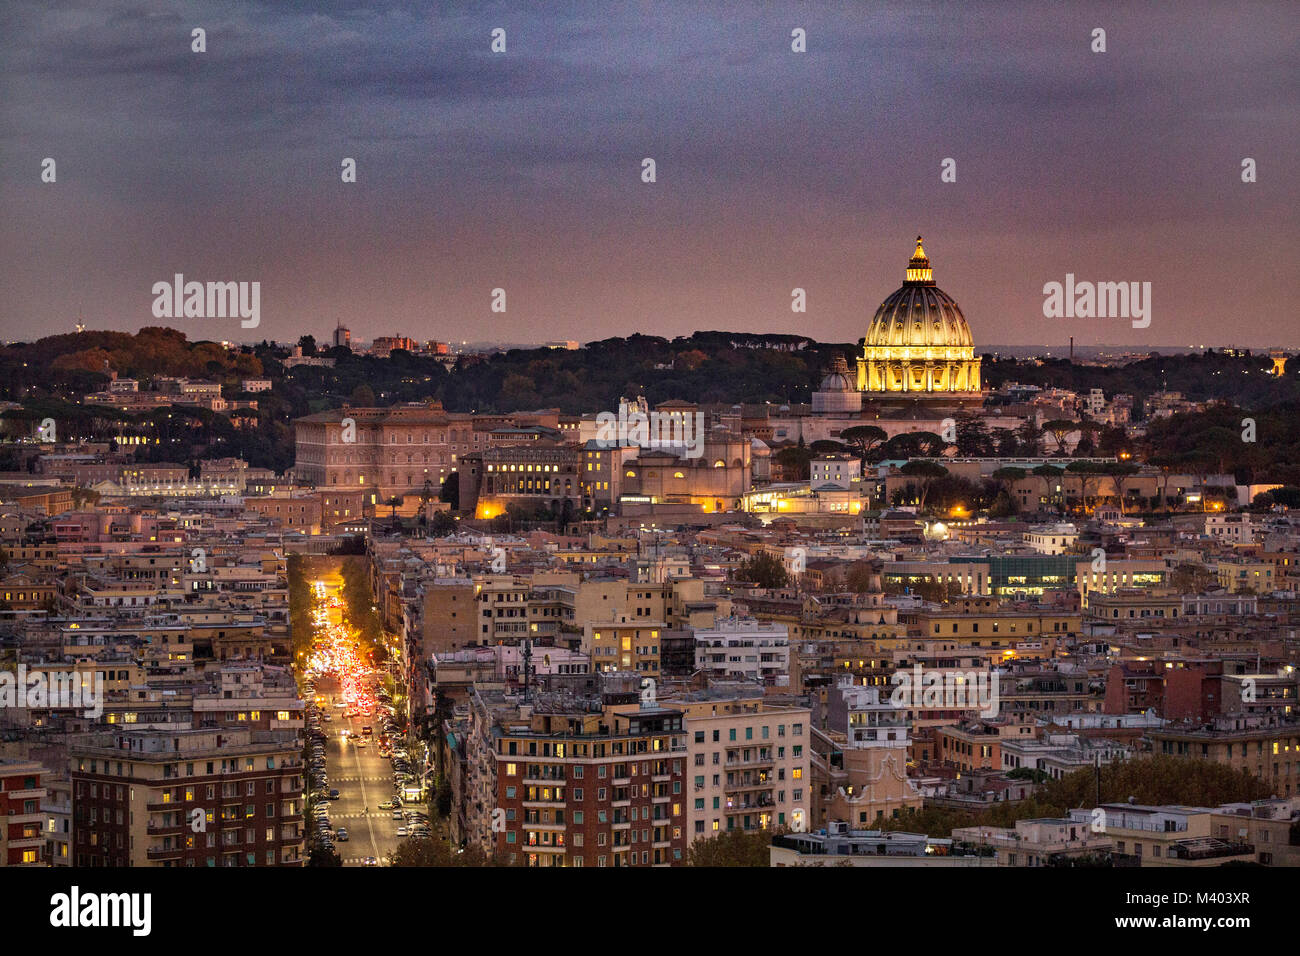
6, 788, 45, 802
725, 756, 775, 770
725, 778, 775, 792
726, 799, 774, 811
146, 845, 185, 860
525, 844, 566, 854
146, 821, 185, 835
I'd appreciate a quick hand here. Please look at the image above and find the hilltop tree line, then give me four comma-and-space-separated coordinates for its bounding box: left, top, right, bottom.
4, 329, 1300, 478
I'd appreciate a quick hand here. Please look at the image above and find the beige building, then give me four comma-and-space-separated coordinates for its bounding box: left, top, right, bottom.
814, 680, 924, 829
665, 693, 811, 841
1209, 798, 1300, 867
1148, 716, 1300, 797
584, 618, 665, 680
1069, 804, 1255, 866
953, 817, 1113, 866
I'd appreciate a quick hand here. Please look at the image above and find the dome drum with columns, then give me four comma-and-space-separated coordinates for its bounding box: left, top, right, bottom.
813, 236, 984, 418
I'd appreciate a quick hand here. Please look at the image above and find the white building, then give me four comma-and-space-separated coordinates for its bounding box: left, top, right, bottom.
810, 455, 862, 491
693, 617, 789, 685
1024, 522, 1079, 555
1206, 513, 1255, 544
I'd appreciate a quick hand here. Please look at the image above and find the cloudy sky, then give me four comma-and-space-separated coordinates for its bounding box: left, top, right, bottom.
1, 0, 1295, 348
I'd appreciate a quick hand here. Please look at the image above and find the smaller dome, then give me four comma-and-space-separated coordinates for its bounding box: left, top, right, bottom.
813, 353, 862, 415
819, 354, 855, 392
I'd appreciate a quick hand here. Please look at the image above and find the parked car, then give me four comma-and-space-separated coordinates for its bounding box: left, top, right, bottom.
336, 827, 349, 842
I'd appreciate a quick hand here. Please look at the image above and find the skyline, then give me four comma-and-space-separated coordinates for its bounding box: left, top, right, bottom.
1, 0, 1296, 347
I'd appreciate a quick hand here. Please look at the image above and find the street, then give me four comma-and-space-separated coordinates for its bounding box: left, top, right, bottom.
303, 575, 419, 866
317, 676, 403, 866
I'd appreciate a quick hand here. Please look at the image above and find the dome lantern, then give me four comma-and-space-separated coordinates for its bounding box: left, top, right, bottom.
905, 236, 934, 285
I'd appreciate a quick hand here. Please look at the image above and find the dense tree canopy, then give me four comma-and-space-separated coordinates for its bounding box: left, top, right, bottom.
5, 330, 1300, 480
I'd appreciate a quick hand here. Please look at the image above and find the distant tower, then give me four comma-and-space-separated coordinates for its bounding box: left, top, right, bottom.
333, 323, 351, 350
1270, 351, 1288, 376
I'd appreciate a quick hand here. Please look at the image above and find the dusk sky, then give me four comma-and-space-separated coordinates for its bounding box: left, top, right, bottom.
1, 0, 1296, 348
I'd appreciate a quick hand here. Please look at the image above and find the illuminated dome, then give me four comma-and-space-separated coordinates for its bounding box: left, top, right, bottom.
857, 237, 981, 395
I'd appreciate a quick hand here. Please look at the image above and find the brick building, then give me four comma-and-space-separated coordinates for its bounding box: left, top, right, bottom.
69, 728, 304, 867
492, 703, 687, 867
0, 759, 47, 866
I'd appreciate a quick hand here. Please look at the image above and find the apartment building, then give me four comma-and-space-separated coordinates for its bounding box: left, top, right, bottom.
42, 775, 72, 866
0, 759, 47, 866
914, 596, 1077, 653
771, 822, 993, 867
69, 728, 304, 867
999, 733, 1131, 780
491, 703, 688, 867
692, 617, 790, 685
1210, 798, 1300, 867
816, 680, 923, 827
1023, 523, 1079, 555
1206, 513, 1255, 544
1066, 804, 1255, 866
1148, 715, 1300, 796
952, 817, 1113, 866
665, 692, 811, 841
583, 617, 665, 679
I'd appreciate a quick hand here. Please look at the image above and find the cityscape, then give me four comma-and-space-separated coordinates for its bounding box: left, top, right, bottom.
0, 0, 1294, 937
